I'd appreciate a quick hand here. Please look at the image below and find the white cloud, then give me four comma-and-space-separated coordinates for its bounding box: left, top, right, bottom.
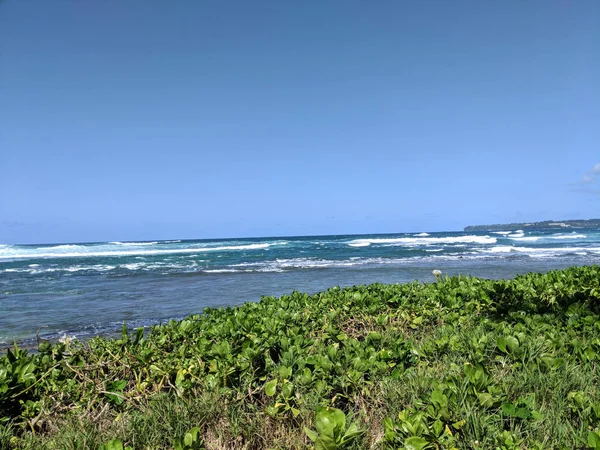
580, 162, 600, 185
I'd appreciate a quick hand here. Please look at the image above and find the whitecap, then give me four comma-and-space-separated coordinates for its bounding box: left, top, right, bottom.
480, 245, 600, 258
203, 269, 241, 273
347, 235, 496, 247
508, 236, 540, 242
348, 242, 371, 247
0, 242, 275, 260
549, 233, 587, 240
45, 244, 84, 250
109, 241, 159, 246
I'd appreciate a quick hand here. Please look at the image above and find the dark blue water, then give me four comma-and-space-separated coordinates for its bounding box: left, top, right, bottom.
2, 229, 600, 345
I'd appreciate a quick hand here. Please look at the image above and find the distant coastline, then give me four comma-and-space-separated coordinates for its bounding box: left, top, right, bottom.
464, 218, 600, 232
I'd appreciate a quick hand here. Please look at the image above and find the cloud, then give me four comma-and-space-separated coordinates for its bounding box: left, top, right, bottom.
568, 163, 600, 199
577, 162, 600, 186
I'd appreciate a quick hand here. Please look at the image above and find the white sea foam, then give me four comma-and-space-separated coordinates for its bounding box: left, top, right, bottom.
0, 242, 275, 260
480, 245, 600, 257
348, 242, 371, 247
228, 255, 496, 272
414, 232, 430, 236
203, 269, 241, 273
347, 235, 496, 247
549, 233, 587, 240
491, 231, 512, 235
0, 264, 119, 275
507, 232, 524, 238
110, 241, 158, 246
46, 244, 84, 250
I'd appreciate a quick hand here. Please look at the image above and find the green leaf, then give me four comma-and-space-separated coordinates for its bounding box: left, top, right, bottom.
314, 434, 338, 450
588, 431, 600, 449
341, 422, 365, 444
452, 419, 466, 430
304, 427, 319, 442
430, 389, 448, 409
497, 336, 519, 353
315, 405, 345, 439
477, 392, 495, 407
384, 417, 397, 441
515, 407, 531, 419
502, 402, 516, 416
108, 380, 127, 392
403, 436, 430, 450
265, 379, 277, 397
99, 440, 125, 450
281, 381, 294, 400
183, 427, 201, 447
432, 419, 444, 437
530, 410, 544, 420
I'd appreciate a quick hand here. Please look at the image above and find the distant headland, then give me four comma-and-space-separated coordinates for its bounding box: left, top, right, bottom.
464, 218, 600, 232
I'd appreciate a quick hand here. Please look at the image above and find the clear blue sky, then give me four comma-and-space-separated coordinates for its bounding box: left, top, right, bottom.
1, 1, 599, 244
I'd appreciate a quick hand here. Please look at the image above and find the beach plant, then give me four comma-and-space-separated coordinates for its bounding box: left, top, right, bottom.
173, 427, 204, 450
1, 265, 600, 448
303, 405, 364, 450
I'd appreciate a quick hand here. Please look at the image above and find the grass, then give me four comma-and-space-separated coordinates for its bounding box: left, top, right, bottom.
1, 265, 600, 449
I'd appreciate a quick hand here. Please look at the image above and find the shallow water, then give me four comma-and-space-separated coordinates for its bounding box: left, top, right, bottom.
2, 228, 599, 345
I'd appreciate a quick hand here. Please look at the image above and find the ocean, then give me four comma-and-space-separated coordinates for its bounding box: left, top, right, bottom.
1, 228, 599, 346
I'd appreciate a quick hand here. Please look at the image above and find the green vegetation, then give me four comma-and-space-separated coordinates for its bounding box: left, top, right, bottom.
463, 218, 600, 231
2, 265, 600, 449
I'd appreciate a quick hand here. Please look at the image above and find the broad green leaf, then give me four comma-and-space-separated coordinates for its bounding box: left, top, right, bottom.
341, 422, 365, 443
403, 436, 430, 450
588, 431, 600, 449
432, 419, 444, 437
497, 336, 519, 353
304, 427, 318, 442
531, 410, 544, 420
452, 419, 466, 430
515, 407, 531, 419
315, 434, 338, 450
502, 402, 517, 416
384, 417, 397, 441
99, 440, 125, 450
281, 381, 294, 399
265, 379, 277, 397
430, 389, 447, 409
477, 392, 495, 407
315, 406, 345, 439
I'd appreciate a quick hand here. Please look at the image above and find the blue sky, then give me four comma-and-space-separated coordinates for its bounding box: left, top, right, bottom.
1, 1, 599, 244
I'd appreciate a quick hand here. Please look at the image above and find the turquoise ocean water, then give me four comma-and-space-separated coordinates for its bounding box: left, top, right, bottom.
1, 228, 600, 345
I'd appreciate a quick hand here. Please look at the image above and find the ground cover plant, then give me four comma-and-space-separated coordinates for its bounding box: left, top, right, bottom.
1, 265, 600, 449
